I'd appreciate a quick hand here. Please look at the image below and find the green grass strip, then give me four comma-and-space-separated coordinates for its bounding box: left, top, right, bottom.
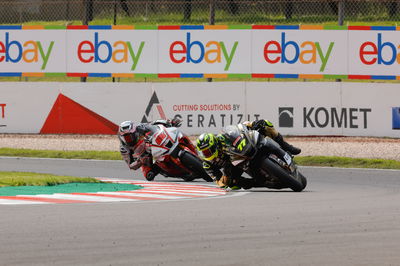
0, 148, 121, 160
0, 171, 101, 187
295, 156, 400, 170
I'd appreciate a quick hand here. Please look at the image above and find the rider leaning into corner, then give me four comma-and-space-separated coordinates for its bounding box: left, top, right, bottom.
196, 119, 301, 190
118, 117, 183, 181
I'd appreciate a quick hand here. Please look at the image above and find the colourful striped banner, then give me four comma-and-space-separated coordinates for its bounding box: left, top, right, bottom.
2, 72, 398, 81
158, 73, 180, 78
22, 72, 45, 77
112, 25, 135, 30
204, 74, 228, 78
299, 74, 324, 79
112, 73, 135, 78
0, 24, 382, 31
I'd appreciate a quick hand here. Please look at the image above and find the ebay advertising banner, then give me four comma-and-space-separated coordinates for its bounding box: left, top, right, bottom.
348, 30, 400, 76
251, 29, 348, 75
158, 30, 252, 74
0, 25, 399, 79
0, 29, 66, 73
66, 29, 158, 74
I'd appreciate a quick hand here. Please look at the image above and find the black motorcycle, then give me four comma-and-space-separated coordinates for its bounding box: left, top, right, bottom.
221, 124, 307, 192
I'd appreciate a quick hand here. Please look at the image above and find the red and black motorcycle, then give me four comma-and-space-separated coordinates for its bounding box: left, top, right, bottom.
133, 124, 213, 182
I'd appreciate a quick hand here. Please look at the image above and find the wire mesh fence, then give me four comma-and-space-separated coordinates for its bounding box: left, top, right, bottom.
0, 0, 398, 26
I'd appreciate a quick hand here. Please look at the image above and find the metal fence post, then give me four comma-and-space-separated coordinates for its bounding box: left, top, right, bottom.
338, 0, 345, 26
83, 0, 93, 25
113, 0, 117, 25
209, 0, 215, 25
184, 0, 192, 21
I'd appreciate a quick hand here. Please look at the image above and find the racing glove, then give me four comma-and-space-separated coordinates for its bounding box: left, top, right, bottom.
252, 119, 268, 133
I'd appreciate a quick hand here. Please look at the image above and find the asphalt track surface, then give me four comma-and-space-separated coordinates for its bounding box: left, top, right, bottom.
1, 157, 400, 266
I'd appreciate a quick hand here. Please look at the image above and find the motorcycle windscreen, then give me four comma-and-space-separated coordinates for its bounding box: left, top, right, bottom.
132, 140, 146, 157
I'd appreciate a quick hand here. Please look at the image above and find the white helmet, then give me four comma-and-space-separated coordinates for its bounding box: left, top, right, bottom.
118, 121, 139, 146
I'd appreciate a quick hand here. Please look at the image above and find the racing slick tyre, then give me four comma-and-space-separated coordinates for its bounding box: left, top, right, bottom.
179, 151, 213, 182
182, 176, 196, 182
297, 171, 307, 191
261, 158, 306, 192
145, 171, 156, 181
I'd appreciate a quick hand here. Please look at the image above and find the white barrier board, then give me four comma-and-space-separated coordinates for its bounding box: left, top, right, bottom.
0, 82, 399, 137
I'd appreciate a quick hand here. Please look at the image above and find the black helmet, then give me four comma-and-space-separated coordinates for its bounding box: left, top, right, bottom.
220, 125, 242, 146
196, 133, 220, 161
220, 124, 254, 156
118, 121, 140, 146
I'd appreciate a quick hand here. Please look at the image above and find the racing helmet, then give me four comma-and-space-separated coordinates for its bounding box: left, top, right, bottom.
220, 125, 242, 147
118, 121, 140, 146
196, 133, 220, 161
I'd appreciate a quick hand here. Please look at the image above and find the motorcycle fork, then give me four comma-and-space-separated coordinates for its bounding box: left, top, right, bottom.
179, 137, 197, 154
268, 154, 296, 173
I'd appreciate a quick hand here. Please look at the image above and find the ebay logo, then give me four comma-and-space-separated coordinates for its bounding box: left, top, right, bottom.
77, 32, 145, 70
169, 32, 238, 71
0, 32, 54, 70
359, 33, 400, 65
263, 32, 334, 72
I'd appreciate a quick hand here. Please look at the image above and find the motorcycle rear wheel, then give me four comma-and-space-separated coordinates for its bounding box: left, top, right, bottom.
179, 151, 213, 182
261, 158, 306, 192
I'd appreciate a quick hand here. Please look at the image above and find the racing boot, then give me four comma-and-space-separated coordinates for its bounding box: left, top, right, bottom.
273, 133, 301, 155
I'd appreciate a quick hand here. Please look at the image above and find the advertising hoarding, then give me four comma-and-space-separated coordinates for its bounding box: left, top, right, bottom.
1, 82, 399, 138
0, 26, 399, 78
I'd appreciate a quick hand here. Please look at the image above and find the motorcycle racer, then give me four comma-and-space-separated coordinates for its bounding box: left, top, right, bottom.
196, 121, 299, 189
196, 132, 255, 189
118, 118, 182, 180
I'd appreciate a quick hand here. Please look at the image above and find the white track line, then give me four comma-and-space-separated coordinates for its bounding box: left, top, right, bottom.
0, 199, 49, 205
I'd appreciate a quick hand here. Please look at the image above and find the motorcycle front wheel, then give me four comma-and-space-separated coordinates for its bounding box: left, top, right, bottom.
261, 158, 307, 192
